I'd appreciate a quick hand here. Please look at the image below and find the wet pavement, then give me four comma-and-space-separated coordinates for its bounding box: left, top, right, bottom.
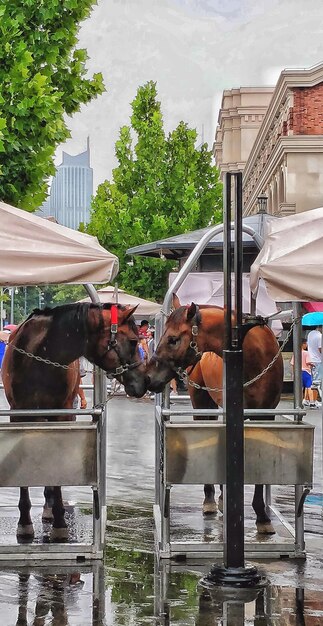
0, 383, 322, 625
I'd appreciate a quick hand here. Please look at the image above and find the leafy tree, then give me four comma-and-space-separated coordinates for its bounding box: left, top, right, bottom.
5, 284, 88, 324
0, 0, 104, 211
88, 81, 222, 302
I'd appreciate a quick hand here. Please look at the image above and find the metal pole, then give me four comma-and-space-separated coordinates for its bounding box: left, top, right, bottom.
0, 288, 3, 331
203, 172, 261, 588
223, 172, 244, 568
10, 288, 14, 324
224, 174, 232, 350
85, 283, 107, 556
293, 302, 305, 555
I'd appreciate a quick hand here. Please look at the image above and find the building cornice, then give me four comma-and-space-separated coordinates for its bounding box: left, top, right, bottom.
243, 135, 323, 215
217, 87, 275, 125
243, 62, 323, 181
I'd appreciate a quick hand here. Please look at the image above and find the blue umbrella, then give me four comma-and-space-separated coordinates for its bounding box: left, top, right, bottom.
302, 312, 323, 326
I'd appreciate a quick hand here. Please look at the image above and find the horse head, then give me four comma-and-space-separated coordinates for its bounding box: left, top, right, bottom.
146, 295, 224, 393
86, 304, 147, 398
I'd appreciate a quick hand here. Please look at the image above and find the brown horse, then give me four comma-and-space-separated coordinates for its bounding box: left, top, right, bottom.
2, 302, 147, 541
145, 296, 283, 534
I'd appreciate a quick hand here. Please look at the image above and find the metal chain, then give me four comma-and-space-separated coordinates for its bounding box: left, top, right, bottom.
177, 319, 298, 394
0, 339, 73, 370
12, 344, 70, 369
0, 339, 138, 377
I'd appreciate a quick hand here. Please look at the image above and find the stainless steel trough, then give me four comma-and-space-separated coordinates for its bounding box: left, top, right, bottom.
165, 421, 314, 486
0, 422, 97, 488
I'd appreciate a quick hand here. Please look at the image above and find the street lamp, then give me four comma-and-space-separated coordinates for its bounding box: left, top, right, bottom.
257, 194, 268, 214
0, 287, 18, 329
38, 288, 44, 309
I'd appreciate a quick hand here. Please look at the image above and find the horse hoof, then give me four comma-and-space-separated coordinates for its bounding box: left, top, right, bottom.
256, 521, 276, 535
203, 501, 217, 515
17, 524, 34, 538
50, 527, 69, 542
218, 496, 223, 514
42, 505, 54, 522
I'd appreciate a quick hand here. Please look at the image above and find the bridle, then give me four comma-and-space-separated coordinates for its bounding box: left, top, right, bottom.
188, 304, 203, 359
150, 304, 204, 379
105, 305, 142, 379
173, 304, 203, 379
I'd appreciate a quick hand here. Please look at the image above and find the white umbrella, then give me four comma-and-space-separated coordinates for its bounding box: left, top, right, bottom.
79, 286, 161, 319
0, 200, 118, 286
169, 272, 282, 335
250, 207, 323, 302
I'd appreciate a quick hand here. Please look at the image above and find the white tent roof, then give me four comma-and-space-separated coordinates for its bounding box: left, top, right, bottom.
250, 207, 323, 302
0, 201, 119, 286
79, 286, 161, 319
169, 272, 282, 336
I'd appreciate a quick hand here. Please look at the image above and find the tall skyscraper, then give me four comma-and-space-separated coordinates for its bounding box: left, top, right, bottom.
39, 139, 93, 229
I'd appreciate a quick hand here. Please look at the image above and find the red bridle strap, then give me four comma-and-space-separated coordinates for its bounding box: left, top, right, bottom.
110, 304, 118, 335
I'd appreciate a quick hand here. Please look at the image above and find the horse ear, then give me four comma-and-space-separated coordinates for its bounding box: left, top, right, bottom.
172, 294, 181, 309
121, 305, 138, 321
186, 302, 197, 321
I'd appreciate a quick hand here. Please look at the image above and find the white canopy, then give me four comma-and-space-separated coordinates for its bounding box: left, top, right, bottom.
169, 272, 282, 336
250, 207, 323, 302
79, 286, 160, 319
0, 201, 119, 286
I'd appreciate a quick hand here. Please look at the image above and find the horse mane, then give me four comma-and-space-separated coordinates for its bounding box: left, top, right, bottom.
28, 302, 138, 334
170, 304, 224, 325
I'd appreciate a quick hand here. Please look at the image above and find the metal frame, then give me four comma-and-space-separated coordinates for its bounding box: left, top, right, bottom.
0, 283, 107, 562
153, 224, 313, 560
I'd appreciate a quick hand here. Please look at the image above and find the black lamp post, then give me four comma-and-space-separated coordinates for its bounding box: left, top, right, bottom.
257, 194, 268, 214
201, 172, 263, 590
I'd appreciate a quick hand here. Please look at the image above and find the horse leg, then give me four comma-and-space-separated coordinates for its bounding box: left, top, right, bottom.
16, 573, 29, 626
42, 486, 54, 522
252, 484, 275, 534
17, 487, 34, 539
189, 361, 219, 516
218, 484, 223, 513
203, 484, 217, 515
50, 486, 68, 541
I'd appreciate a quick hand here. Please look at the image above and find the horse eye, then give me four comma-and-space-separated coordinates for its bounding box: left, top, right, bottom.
168, 336, 180, 346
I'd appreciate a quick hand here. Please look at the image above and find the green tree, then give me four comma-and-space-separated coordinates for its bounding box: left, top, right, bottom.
0, 0, 104, 211
88, 81, 222, 302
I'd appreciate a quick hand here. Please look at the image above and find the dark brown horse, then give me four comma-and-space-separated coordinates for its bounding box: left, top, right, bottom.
2, 302, 147, 540
145, 296, 283, 534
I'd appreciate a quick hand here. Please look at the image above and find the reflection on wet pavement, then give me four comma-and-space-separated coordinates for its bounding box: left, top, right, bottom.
0, 391, 322, 624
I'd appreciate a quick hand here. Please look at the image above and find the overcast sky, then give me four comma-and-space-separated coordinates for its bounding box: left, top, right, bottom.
56, 0, 323, 190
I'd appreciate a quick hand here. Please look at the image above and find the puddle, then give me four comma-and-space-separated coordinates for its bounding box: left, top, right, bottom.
0, 394, 321, 624
0, 502, 322, 625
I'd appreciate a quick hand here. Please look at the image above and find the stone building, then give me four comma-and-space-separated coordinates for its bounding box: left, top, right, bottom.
214, 62, 323, 216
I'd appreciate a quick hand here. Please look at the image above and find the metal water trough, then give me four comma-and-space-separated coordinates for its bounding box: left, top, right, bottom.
165, 420, 313, 487
154, 404, 314, 560
0, 403, 107, 563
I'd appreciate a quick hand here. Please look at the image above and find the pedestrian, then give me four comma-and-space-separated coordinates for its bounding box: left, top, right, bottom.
73, 358, 87, 409
147, 327, 155, 359
138, 320, 149, 338
0, 330, 10, 382
290, 338, 315, 408
306, 325, 322, 408
137, 334, 148, 364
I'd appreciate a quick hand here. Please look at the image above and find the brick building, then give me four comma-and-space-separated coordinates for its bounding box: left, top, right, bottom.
214, 62, 323, 216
